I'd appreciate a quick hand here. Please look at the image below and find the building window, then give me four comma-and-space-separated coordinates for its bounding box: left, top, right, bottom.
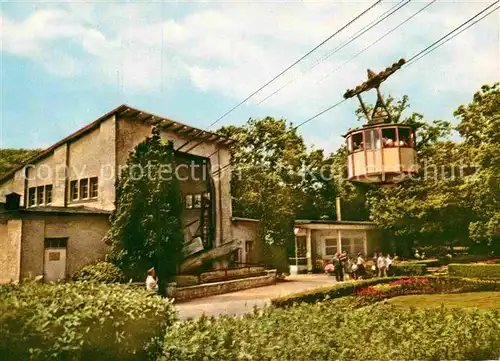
44, 238, 68, 248
37, 186, 44, 205
185, 194, 193, 209
80, 178, 89, 199
193, 194, 202, 208
70, 180, 78, 201
90, 177, 98, 198
341, 236, 365, 255
28, 187, 36, 207
45, 185, 53, 205
324, 237, 337, 257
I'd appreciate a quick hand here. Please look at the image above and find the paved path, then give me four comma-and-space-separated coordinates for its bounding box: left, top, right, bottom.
176, 274, 337, 320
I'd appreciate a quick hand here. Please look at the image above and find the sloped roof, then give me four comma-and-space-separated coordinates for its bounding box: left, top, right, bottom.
0, 104, 236, 183
1, 206, 111, 216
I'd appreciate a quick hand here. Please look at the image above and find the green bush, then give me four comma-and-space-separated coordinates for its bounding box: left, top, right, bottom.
449, 264, 500, 279
444, 254, 493, 265
0, 281, 177, 361
70, 261, 124, 283
159, 300, 500, 360
175, 275, 199, 287
390, 262, 427, 276
272, 277, 401, 307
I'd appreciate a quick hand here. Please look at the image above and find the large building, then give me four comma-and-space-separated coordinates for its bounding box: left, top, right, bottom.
0, 104, 237, 283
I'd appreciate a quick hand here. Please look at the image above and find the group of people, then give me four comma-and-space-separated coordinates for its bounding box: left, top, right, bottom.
372, 252, 393, 277
329, 251, 394, 281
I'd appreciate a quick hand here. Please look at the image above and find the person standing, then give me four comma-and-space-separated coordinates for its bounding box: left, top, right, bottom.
377, 254, 387, 277
357, 253, 366, 279
339, 250, 348, 281
385, 253, 393, 276
146, 267, 159, 294
372, 252, 379, 276
333, 253, 343, 282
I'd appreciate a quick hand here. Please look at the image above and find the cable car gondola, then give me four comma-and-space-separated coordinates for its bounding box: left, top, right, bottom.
343, 59, 418, 185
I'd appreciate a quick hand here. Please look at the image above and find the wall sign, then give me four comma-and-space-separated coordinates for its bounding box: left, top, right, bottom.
49, 252, 60, 261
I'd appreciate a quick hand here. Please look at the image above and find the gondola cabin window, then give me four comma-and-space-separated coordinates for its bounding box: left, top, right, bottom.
351, 132, 364, 152
398, 127, 411, 147
382, 128, 397, 148
364, 129, 382, 150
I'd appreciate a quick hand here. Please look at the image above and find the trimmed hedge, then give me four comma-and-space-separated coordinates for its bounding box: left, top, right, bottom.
160, 297, 500, 361
272, 277, 402, 307
71, 261, 124, 283
390, 262, 427, 276
449, 264, 500, 279
0, 281, 177, 361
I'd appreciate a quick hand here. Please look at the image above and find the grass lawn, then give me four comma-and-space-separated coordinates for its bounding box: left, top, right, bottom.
387, 292, 500, 310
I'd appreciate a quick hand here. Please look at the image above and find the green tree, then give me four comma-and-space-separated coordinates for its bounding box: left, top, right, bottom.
359, 94, 476, 256
218, 117, 304, 272
106, 126, 184, 294
0, 149, 40, 175
455, 82, 500, 249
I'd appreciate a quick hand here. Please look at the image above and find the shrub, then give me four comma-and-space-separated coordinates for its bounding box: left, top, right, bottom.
0, 281, 177, 361
272, 277, 401, 307
70, 261, 124, 283
159, 301, 500, 360
449, 264, 500, 279
389, 262, 427, 276
175, 275, 199, 287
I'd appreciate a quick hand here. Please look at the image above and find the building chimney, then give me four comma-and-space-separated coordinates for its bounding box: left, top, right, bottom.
5, 193, 21, 211
336, 197, 342, 221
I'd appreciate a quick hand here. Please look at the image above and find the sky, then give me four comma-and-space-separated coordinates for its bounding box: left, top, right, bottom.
0, 0, 498, 154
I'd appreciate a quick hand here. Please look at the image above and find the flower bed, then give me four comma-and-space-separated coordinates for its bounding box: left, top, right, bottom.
272, 276, 500, 308
271, 277, 403, 308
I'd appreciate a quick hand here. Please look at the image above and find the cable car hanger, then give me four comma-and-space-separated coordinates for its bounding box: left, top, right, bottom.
344, 58, 406, 125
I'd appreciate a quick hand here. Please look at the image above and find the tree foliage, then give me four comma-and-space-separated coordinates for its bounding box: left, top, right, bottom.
0, 148, 40, 176
362, 85, 499, 255
106, 126, 184, 292
454, 82, 500, 246
218, 117, 347, 271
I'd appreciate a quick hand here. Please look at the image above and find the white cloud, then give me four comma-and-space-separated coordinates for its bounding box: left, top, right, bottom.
0, 1, 498, 149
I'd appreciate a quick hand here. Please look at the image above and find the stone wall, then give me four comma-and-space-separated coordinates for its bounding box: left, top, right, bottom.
67, 116, 116, 210
0, 169, 26, 204
0, 218, 22, 283
172, 270, 277, 302
26, 144, 67, 207
231, 218, 261, 264
19, 213, 110, 280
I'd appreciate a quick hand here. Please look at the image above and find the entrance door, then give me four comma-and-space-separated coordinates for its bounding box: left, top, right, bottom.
44, 238, 68, 282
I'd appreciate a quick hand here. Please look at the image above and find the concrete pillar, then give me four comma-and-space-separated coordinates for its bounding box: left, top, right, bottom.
363, 231, 368, 255
337, 229, 342, 253
306, 229, 312, 272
